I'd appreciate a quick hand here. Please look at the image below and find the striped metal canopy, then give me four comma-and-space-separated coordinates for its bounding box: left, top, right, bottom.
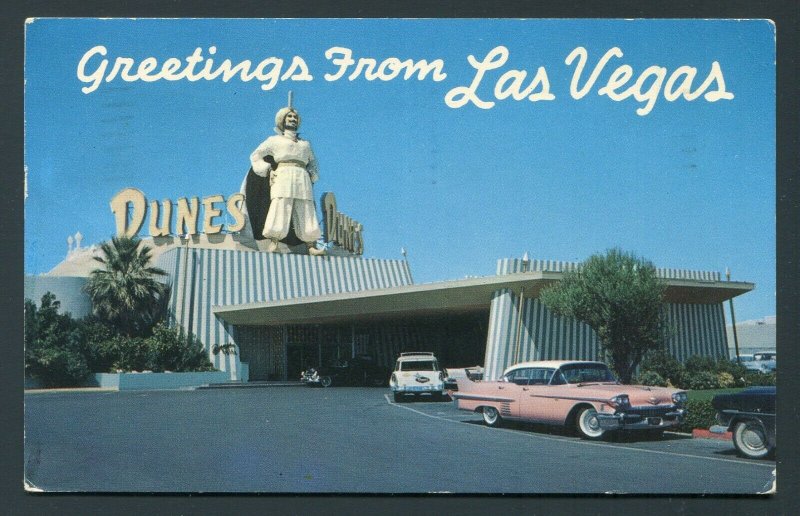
212, 271, 754, 326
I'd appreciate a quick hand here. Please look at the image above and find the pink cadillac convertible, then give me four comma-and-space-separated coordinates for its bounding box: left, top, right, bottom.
452, 360, 687, 439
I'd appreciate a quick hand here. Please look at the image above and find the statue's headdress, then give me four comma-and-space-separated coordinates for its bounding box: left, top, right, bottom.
274, 91, 300, 133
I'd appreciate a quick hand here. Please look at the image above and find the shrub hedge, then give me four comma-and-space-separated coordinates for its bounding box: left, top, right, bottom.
684, 371, 720, 391
636, 349, 776, 431
638, 349, 684, 387
25, 293, 216, 388
676, 399, 718, 433
638, 349, 775, 391
635, 370, 667, 387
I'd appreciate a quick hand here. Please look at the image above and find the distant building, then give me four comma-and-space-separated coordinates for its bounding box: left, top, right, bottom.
726, 316, 776, 358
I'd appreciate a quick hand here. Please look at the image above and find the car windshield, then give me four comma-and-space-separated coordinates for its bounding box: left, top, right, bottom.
400, 360, 438, 372
558, 364, 617, 384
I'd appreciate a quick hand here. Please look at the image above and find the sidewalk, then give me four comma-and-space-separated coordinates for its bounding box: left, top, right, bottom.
197, 380, 304, 389
24, 387, 118, 394
25, 381, 305, 393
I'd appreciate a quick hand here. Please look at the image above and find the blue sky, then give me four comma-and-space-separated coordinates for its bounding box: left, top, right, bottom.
24, 19, 775, 321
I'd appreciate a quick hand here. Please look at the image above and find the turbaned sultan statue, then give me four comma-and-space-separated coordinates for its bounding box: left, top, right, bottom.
241, 94, 325, 256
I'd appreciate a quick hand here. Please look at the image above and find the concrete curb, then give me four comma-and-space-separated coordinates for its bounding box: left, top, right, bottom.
692, 428, 732, 441
197, 381, 305, 389
24, 387, 118, 394
25, 382, 308, 393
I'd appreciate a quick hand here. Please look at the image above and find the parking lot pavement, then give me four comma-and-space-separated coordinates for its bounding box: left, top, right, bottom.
24, 387, 776, 493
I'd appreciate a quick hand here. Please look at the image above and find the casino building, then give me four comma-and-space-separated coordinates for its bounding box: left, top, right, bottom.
26, 227, 754, 382
25, 98, 756, 383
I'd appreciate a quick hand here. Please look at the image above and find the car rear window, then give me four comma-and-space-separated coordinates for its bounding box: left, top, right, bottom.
558, 364, 616, 383
400, 360, 438, 371
506, 368, 555, 385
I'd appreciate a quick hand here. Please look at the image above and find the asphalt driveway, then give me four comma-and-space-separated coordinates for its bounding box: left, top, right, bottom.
24, 386, 775, 493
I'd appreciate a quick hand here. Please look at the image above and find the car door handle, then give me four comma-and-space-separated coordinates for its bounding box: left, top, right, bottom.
498, 386, 504, 390
522, 388, 529, 391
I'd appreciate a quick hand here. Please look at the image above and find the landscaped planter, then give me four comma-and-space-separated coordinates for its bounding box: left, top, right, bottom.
88, 371, 231, 391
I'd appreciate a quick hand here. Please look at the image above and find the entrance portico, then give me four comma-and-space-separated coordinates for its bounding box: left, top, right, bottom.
213, 263, 753, 381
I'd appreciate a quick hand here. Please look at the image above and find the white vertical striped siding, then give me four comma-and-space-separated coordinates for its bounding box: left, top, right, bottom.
483, 295, 728, 380
156, 248, 413, 378
496, 258, 721, 281
484, 258, 728, 380
663, 302, 728, 362
483, 288, 520, 380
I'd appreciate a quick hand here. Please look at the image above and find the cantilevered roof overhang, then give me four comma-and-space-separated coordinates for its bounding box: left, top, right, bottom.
212, 271, 754, 327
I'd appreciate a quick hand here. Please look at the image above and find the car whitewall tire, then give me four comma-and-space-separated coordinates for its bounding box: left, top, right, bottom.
482, 406, 502, 427
576, 407, 605, 440
733, 421, 771, 459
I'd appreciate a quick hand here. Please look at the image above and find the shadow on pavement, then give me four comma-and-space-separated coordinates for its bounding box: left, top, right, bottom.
392, 394, 453, 403
459, 419, 694, 444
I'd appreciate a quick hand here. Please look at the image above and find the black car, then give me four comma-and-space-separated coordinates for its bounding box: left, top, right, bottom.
300, 355, 390, 387
712, 386, 776, 459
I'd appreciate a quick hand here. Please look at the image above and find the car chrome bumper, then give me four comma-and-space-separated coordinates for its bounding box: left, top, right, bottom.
597, 409, 686, 430
392, 384, 443, 393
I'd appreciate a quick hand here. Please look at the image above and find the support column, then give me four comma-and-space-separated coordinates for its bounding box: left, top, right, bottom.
483, 288, 521, 380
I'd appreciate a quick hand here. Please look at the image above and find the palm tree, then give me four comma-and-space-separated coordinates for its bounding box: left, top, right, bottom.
84, 237, 168, 337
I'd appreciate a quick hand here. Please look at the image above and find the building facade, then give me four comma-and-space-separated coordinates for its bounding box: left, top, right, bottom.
483, 258, 732, 380
156, 247, 414, 380
25, 241, 754, 382
726, 316, 776, 358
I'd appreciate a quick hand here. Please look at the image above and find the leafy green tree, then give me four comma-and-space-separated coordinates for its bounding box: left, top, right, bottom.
140, 283, 173, 331
74, 318, 117, 373
25, 292, 215, 384
24, 298, 39, 350
25, 293, 90, 387
144, 324, 215, 373
84, 236, 168, 337
107, 334, 150, 372
539, 249, 668, 384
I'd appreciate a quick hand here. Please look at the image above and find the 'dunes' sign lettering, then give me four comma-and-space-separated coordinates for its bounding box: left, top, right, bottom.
110, 187, 246, 238
110, 187, 365, 255
322, 192, 364, 255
